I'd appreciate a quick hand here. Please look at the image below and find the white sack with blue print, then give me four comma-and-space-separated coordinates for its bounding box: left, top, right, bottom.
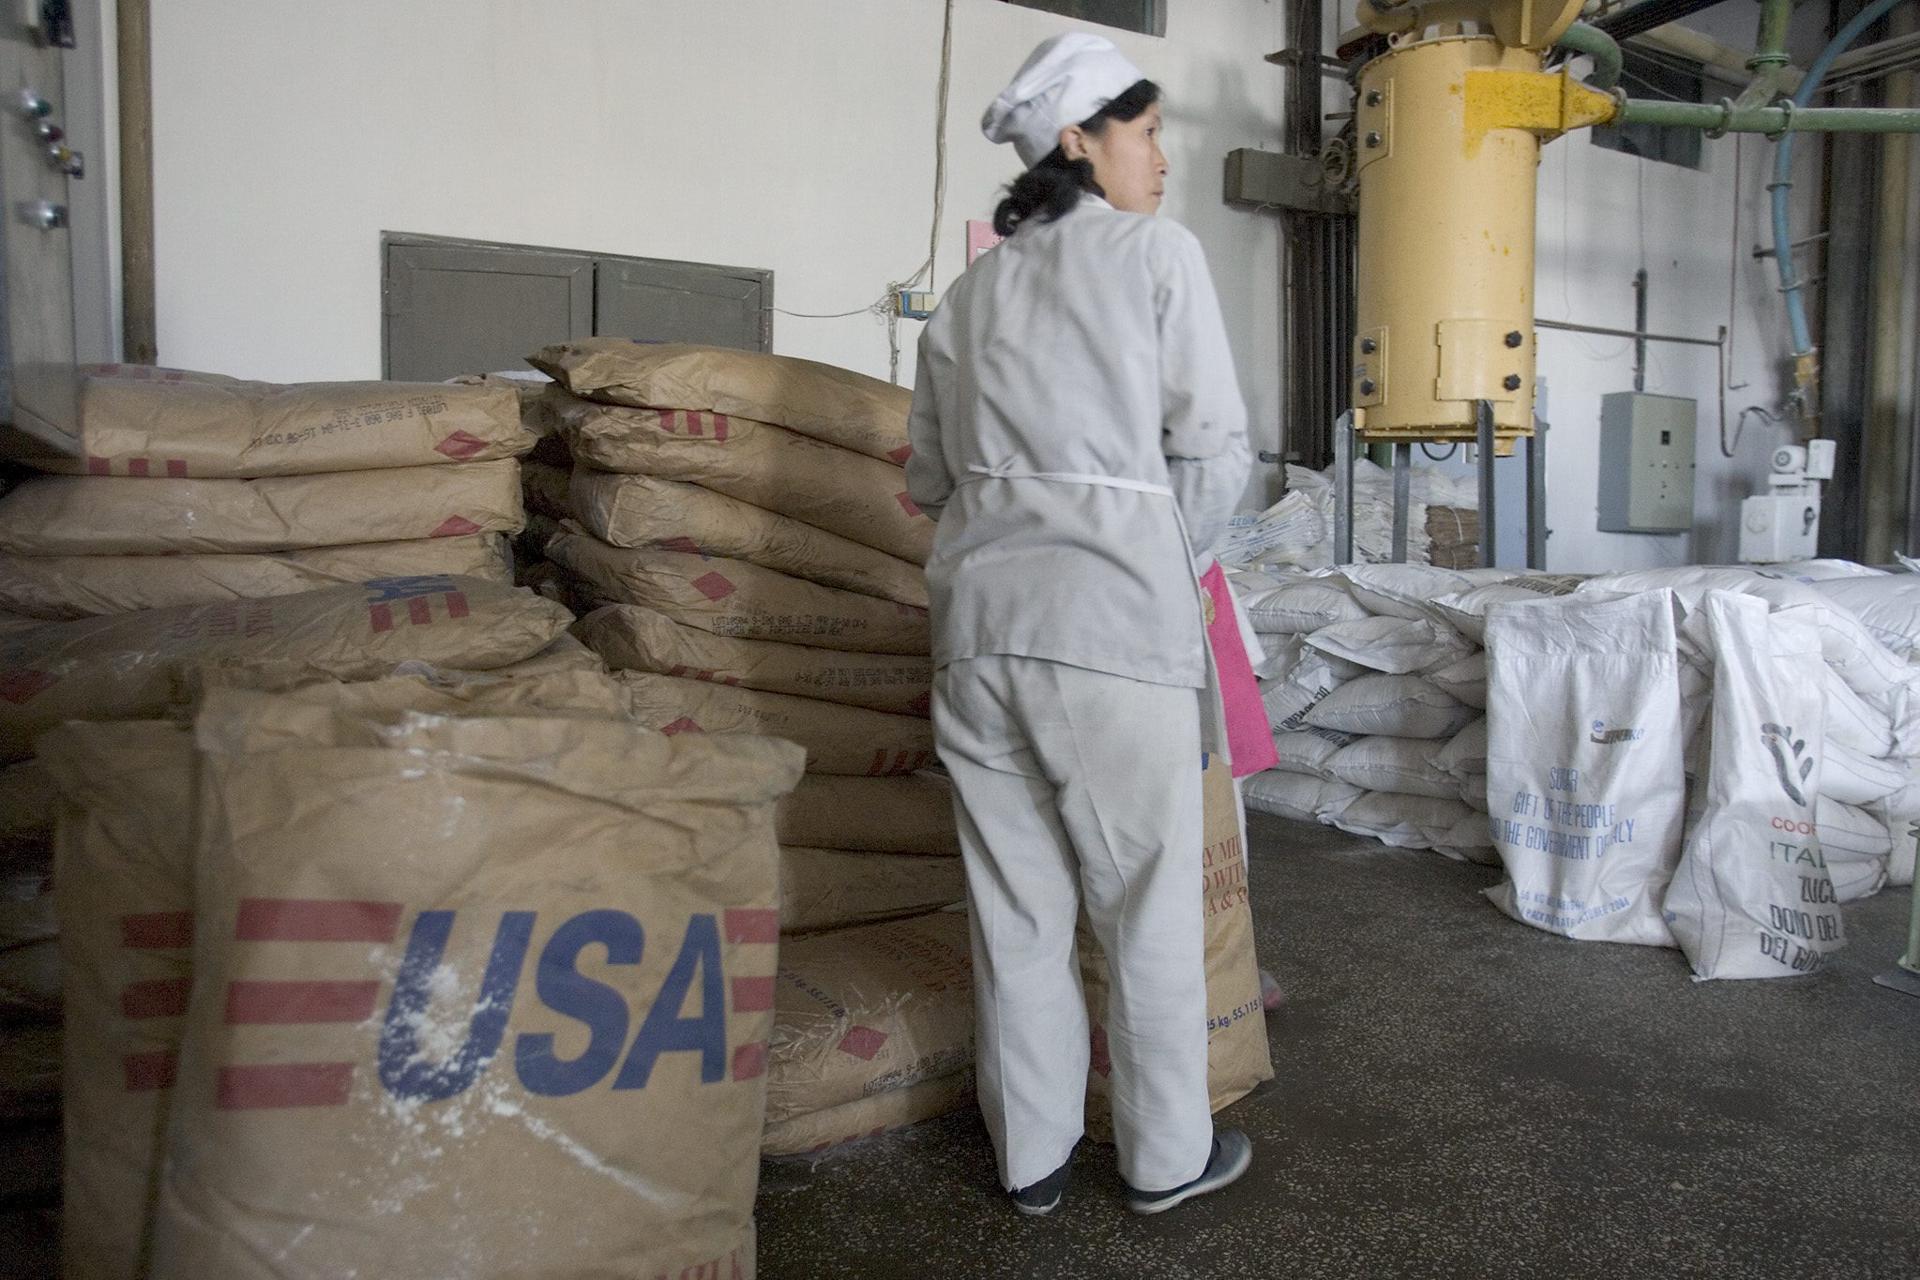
1483, 591, 1687, 946
1663, 594, 1845, 979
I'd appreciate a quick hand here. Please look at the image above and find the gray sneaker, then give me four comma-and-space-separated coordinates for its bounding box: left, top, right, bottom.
1125, 1130, 1252, 1215
1010, 1154, 1073, 1216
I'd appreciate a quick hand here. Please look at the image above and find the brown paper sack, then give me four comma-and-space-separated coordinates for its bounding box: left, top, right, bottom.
0, 576, 572, 760
775, 774, 962, 856
549, 525, 929, 656
149, 694, 803, 1280
18, 366, 532, 477
0, 758, 55, 845
520, 458, 575, 520
780, 847, 966, 936
767, 911, 974, 1128
41, 722, 195, 1280
570, 467, 928, 607
619, 670, 936, 776
1079, 760, 1273, 1139
533, 389, 931, 564
0, 458, 524, 556
576, 604, 932, 717
762, 1071, 975, 1158
530, 340, 911, 465
0, 534, 512, 620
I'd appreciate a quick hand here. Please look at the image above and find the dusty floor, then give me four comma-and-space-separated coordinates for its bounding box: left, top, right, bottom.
5, 811, 1918, 1277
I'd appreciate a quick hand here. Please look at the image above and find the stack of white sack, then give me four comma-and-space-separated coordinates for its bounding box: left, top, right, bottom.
1233, 563, 1588, 862
1479, 565, 1920, 979
1212, 462, 1479, 571
0, 366, 531, 620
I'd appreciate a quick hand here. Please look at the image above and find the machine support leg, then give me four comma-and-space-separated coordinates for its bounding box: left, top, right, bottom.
1334, 411, 1355, 566
1391, 441, 1412, 564
1526, 416, 1548, 570
1476, 400, 1497, 569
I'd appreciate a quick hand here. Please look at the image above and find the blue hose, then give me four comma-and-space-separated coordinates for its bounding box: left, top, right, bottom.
1774, 0, 1907, 356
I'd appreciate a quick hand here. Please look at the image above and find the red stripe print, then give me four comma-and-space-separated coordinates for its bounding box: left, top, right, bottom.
711, 414, 730, 442
165, 459, 188, 478
724, 908, 779, 945
888, 445, 913, 464
86, 456, 110, 475
407, 596, 433, 627
731, 1042, 767, 1081
121, 978, 192, 1019
684, 412, 704, 438
236, 898, 403, 944
443, 591, 468, 619
730, 976, 776, 1013
368, 602, 395, 633
128, 458, 150, 477
123, 1051, 178, 1092
217, 1062, 354, 1111
868, 750, 891, 776
121, 911, 194, 949
225, 979, 382, 1025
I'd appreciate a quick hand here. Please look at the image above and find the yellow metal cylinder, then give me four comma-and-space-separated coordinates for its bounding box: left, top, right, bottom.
1352, 36, 1542, 453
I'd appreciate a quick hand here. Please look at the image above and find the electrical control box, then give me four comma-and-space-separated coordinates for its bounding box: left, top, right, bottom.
1597, 392, 1697, 534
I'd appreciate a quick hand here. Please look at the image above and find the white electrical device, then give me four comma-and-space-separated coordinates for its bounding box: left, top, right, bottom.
1738, 440, 1835, 563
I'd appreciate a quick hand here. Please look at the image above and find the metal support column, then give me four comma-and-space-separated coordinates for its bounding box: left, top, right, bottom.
1334, 411, 1355, 565
1476, 400, 1498, 568
1391, 442, 1413, 564
1525, 419, 1548, 570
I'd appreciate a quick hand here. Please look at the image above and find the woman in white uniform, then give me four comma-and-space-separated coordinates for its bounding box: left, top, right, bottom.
906, 32, 1253, 1216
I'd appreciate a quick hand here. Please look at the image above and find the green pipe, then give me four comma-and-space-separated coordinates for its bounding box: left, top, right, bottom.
1555, 21, 1622, 90
1615, 96, 1920, 133
1750, 0, 1793, 71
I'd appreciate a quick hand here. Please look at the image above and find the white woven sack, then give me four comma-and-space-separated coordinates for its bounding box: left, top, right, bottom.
1430, 575, 1586, 643
1324, 737, 1458, 800
1271, 729, 1353, 779
1336, 565, 1484, 621
1427, 652, 1487, 709
1334, 792, 1473, 850
1664, 594, 1844, 979
1823, 668, 1896, 759
1303, 616, 1471, 676
1305, 674, 1474, 740
1253, 633, 1304, 681
1811, 575, 1920, 659
1822, 739, 1906, 807
1242, 769, 1362, 825
1435, 811, 1499, 866
1242, 578, 1367, 635
1434, 718, 1488, 784
1816, 796, 1894, 861
1483, 591, 1687, 947
1260, 653, 1360, 735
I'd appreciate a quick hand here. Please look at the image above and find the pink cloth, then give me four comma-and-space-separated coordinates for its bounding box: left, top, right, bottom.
1200, 562, 1276, 778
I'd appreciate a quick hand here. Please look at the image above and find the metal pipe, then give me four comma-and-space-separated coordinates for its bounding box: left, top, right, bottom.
1750, 0, 1793, 72
1556, 21, 1623, 90
1774, 0, 1911, 366
1476, 402, 1498, 568
1616, 96, 1920, 131
1632, 269, 1649, 393
1533, 317, 1722, 347
1391, 442, 1412, 564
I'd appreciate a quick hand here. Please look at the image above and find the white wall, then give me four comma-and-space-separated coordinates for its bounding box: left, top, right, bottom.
147, 0, 1288, 467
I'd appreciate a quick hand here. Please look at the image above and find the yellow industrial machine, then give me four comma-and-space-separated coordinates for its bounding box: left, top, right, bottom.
1348, 0, 1606, 455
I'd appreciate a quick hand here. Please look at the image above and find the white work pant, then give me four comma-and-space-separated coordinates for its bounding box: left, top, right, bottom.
932, 655, 1211, 1193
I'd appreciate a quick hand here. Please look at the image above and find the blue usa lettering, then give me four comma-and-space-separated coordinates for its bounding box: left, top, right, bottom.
378, 909, 728, 1102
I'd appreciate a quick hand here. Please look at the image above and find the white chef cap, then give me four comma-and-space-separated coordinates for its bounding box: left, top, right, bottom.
981, 32, 1147, 170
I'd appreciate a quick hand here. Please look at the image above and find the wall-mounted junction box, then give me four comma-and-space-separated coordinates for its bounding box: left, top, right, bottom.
1597, 392, 1696, 534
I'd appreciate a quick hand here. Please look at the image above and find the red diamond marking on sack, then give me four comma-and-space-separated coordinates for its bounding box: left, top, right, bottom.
895, 492, 923, 518
837, 1026, 889, 1060
430, 515, 482, 538
692, 572, 736, 601
434, 430, 488, 460
661, 716, 702, 736
888, 445, 913, 465
662, 536, 704, 557
0, 670, 55, 705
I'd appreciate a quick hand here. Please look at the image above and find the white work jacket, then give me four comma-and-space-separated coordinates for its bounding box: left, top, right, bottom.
906, 194, 1251, 688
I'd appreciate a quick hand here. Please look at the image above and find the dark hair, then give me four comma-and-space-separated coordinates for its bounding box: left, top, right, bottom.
991, 79, 1161, 238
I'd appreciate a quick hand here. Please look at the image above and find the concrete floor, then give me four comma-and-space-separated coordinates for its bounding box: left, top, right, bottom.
5, 813, 1917, 1277
756, 812, 1920, 1280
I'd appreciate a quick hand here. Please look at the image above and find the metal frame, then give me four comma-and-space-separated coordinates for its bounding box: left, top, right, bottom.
1333, 404, 1548, 569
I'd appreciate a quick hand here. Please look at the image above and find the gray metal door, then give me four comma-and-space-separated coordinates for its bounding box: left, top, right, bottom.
0, 15, 80, 445
383, 240, 593, 382
593, 258, 770, 353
